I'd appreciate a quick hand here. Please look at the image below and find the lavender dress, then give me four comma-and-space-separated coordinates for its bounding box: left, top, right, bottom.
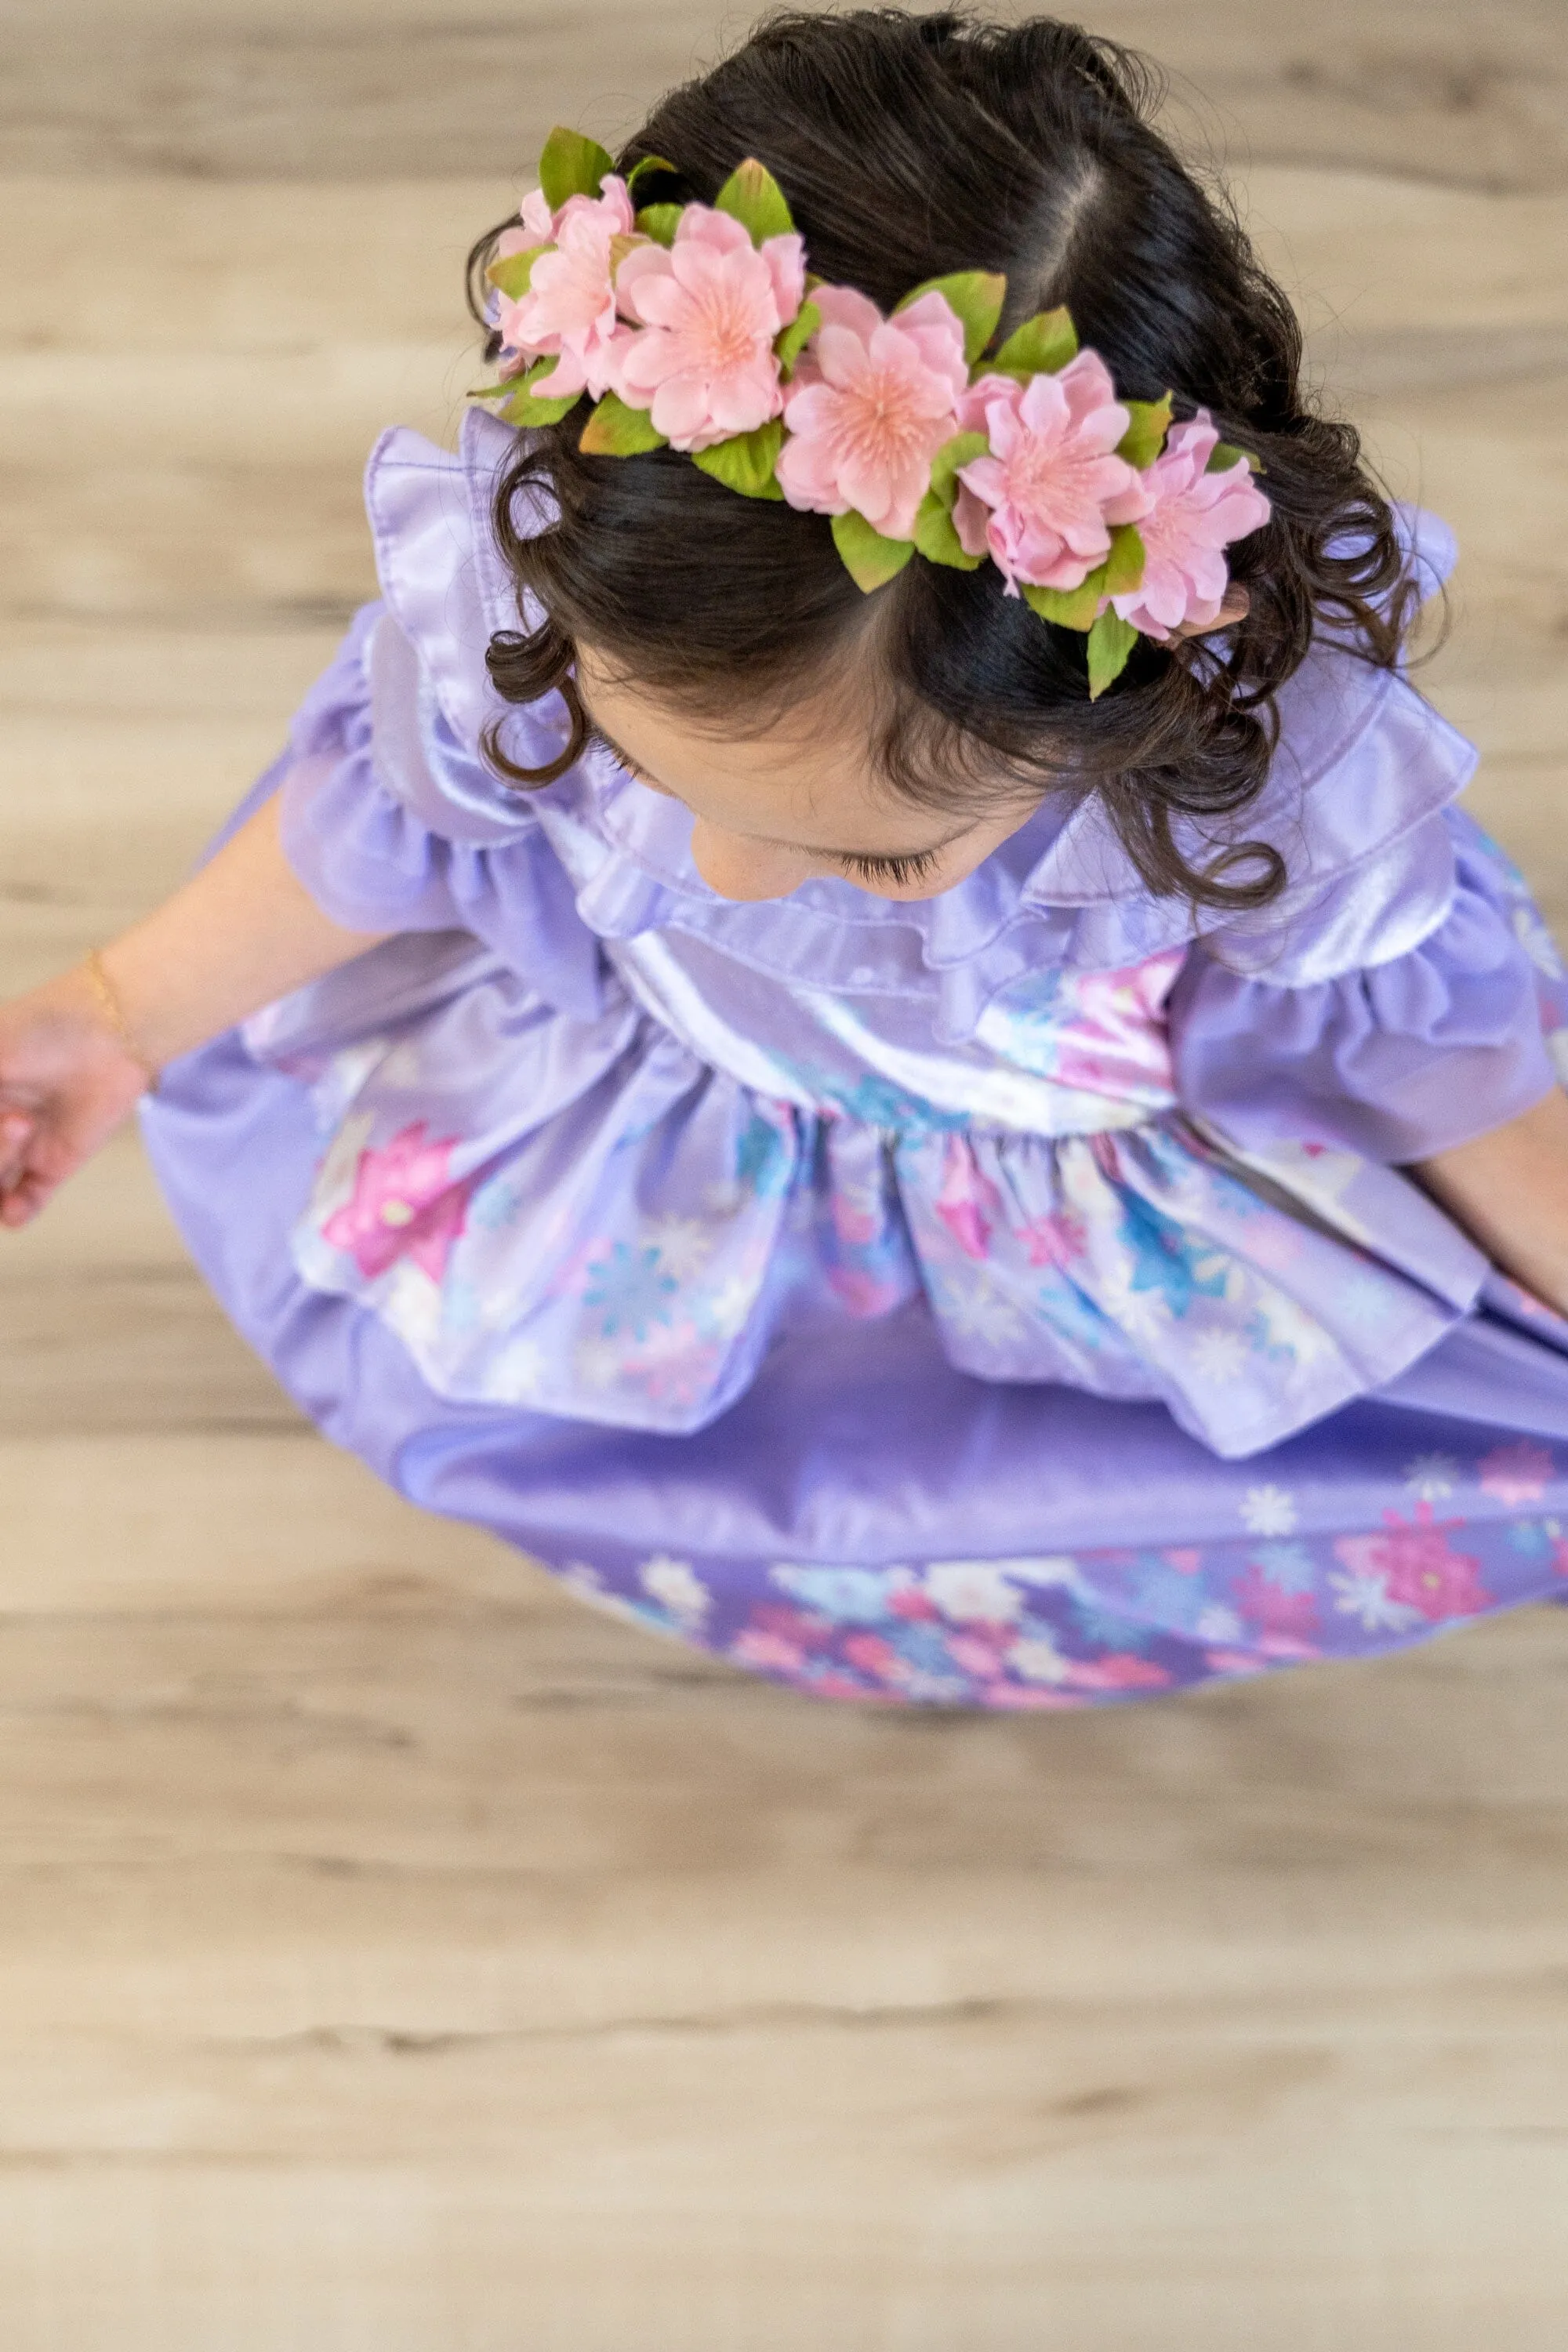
142, 409, 1568, 1708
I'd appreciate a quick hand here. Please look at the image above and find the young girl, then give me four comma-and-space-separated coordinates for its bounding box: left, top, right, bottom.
7, 10, 1568, 1709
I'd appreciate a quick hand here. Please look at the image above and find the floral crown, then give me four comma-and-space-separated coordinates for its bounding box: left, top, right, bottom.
472, 129, 1272, 698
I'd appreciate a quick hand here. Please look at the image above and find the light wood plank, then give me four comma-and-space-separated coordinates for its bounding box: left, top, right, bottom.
4, 4, 1568, 2341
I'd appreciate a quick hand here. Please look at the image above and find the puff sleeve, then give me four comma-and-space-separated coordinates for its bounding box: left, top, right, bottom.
275, 412, 606, 1019
1170, 807, 1563, 1160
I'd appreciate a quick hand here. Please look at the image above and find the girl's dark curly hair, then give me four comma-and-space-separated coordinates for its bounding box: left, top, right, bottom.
466, 8, 1430, 912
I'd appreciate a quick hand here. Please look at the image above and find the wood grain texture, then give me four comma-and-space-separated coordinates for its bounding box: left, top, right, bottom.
2, 2, 1568, 2343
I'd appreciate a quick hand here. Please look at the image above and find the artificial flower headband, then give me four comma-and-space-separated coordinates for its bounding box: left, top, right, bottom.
472, 129, 1272, 698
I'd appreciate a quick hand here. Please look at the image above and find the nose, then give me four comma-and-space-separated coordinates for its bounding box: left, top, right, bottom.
688, 818, 812, 902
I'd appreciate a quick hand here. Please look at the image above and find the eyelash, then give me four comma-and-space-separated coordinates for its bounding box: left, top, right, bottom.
838, 848, 942, 887
588, 728, 942, 886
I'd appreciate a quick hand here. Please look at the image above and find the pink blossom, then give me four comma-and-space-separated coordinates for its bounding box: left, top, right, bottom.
1345, 1504, 1491, 1623
1063, 1653, 1173, 1690
776, 285, 968, 540
321, 1120, 473, 1283
1230, 1562, 1319, 1639
493, 176, 637, 401
952, 352, 1148, 593
1109, 409, 1272, 639
1478, 1439, 1555, 1506
609, 205, 804, 451
731, 1628, 807, 1675
887, 1585, 942, 1623
932, 1136, 1004, 1260
1019, 1209, 1090, 1272
978, 1684, 1087, 1710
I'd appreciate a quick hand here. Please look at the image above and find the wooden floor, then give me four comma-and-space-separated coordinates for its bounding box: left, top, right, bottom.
4, 2, 1568, 2343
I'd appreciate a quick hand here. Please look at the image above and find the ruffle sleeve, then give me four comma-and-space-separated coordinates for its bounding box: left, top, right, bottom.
1170, 807, 1563, 1161
276, 412, 606, 1021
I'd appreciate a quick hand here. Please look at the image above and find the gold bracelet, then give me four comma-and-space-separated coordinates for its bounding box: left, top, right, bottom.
84, 949, 160, 1091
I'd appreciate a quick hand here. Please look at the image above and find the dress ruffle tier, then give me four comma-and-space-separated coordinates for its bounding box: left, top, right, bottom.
141, 408, 1568, 1710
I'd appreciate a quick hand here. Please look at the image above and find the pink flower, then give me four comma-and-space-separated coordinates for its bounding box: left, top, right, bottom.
321, 1120, 473, 1283
1109, 409, 1272, 639
1345, 1504, 1491, 1624
1478, 1439, 1555, 1506
1019, 1210, 1090, 1271
932, 1137, 1004, 1261
494, 176, 637, 401
1063, 1653, 1173, 1690
776, 286, 968, 540
731, 1628, 807, 1675
610, 205, 804, 452
1231, 1563, 1319, 1639
952, 352, 1148, 593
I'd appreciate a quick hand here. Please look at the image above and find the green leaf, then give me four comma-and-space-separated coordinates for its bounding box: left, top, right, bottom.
714, 157, 795, 245
773, 299, 820, 379
1207, 439, 1264, 475
485, 247, 543, 301
895, 270, 1007, 366
1023, 574, 1105, 632
1087, 608, 1140, 699
831, 511, 915, 593
909, 429, 987, 567
634, 204, 684, 247
578, 391, 667, 456
625, 153, 676, 196
477, 358, 581, 427
913, 490, 982, 570
538, 126, 615, 212
691, 420, 786, 499
989, 304, 1078, 378
927, 429, 988, 508
1116, 393, 1174, 471
1102, 522, 1145, 599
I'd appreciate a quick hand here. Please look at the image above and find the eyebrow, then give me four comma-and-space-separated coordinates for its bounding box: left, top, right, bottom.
581, 710, 973, 864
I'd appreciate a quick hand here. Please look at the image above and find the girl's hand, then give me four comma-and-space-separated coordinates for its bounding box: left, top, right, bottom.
0, 967, 154, 1228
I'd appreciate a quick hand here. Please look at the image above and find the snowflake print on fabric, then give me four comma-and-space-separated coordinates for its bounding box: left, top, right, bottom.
638, 1555, 710, 1623
771, 1564, 917, 1622
644, 1216, 715, 1281
1403, 1452, 1460, 1502
1189, 1328, 1248, 1384
1240, 1484, 1298, 1537
583, 1240, 681, 1340
1247, 1541, 1316, 1592
1327, 1567, 1423, 1634
321, 1120, 474, 1282
921, 1561, 1028, 1624
1478, 1440, 1555, 1506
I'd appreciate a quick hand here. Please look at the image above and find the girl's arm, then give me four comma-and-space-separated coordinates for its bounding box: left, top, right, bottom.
0, 794, 389, 1227
1411, 1087, 1568, 1312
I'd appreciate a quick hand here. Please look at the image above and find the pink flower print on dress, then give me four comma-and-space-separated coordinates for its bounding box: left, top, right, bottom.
1109, 410, 1272, 640
933, 1137, 1005, 1260
494, 176, 637, 401
1477, 1439, 1555, 1506
612, 206, 804, 451
951, 353, 1149, 593
1230, 1561, 1319, 1639
1018, 1208, 1091, 1272
1343, 1504, 1491, 1623
1063, 1653, 1173, 1691
321, 1120, 474, 1283
776, 285, 969, 540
